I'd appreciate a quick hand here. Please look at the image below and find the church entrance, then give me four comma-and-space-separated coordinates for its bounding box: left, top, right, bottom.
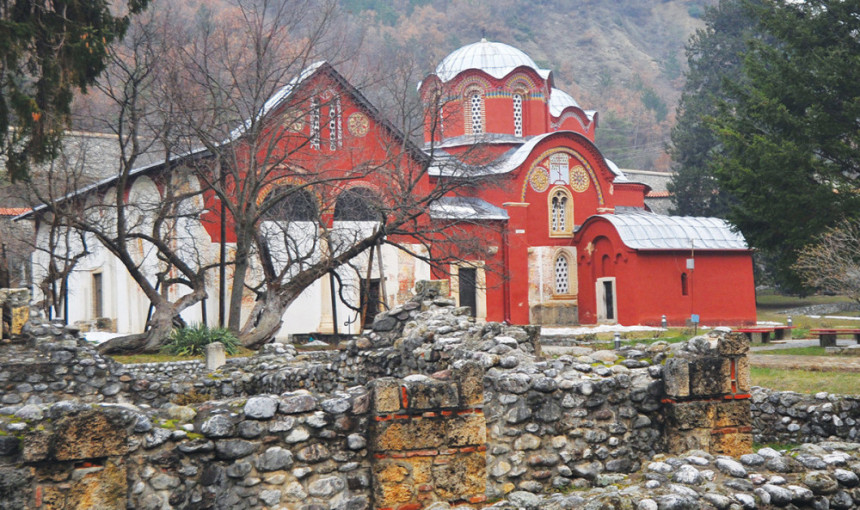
458, 267, 477, 317
596, 277, 616, 323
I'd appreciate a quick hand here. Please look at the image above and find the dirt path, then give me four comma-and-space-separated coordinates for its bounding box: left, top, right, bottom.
750, 354, 860, 373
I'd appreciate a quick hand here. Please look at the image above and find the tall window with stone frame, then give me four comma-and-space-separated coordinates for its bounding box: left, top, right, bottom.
554, 253, 571, 295
467, 91, 484, 135
513, 93, 524, 137
549, 187, 573, 237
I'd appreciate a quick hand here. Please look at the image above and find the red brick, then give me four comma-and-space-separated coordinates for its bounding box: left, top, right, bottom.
397, 504, 422, 510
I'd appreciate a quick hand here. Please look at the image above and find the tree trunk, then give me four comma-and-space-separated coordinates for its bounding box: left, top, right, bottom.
227, 234, 251, 334
238, 291, 287, 349
97, 303, 180, 354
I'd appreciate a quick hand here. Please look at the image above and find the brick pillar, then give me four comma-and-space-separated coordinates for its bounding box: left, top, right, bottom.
662, 330, 752, 457
369, 362, 487, 509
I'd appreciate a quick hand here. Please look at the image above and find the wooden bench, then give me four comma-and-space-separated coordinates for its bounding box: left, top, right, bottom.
772, 325, 796, 340
810, 328, 860, 347
736, 327, 775, 343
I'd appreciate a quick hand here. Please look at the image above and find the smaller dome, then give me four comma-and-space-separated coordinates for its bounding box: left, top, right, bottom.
435, 39, 550, 83
549, 88, 580, 116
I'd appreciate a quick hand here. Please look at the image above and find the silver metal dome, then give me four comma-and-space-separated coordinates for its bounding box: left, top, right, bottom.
549, 88, 580, 116
434, 39, 551, 83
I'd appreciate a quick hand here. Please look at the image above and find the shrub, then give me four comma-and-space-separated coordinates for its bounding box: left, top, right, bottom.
162, 324, 239, 356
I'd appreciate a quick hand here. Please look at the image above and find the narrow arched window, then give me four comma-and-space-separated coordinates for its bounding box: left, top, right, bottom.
329, 96, 342, 151
681, 272, 689, 296
310, 98, 321, 150
549, 187, 573, 236
469, 92, 483, 135
554, 254, 570, 294
513, 93, 523, 137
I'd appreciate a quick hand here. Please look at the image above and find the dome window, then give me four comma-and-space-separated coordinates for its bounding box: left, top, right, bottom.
468, 91, 484, 135
513, 93, 523, 137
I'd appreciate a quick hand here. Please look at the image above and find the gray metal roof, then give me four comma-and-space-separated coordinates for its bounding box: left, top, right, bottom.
434, 39, 551, 83
549, 88, 580, 116
428, 132, 627, 181
428, 196, 509, 221
595, 209, 749, 251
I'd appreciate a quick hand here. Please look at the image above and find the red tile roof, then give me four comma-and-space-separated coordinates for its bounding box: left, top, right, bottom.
0, 208, 31, 216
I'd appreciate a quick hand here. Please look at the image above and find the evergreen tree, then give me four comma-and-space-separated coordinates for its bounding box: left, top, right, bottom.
714, 0, 860, 291
668, 0, 763, 217
0, 0, 149, 180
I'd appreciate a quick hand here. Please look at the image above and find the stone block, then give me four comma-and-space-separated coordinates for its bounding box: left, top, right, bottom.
719, 332, 749, 356
371, 378, 402, 414
205, 342, 226, 371
454, 361, 484, 407
431, 452, 486, 501
666, 428, 711, 454
406, 379, 458, 410
689, 357, 732, 396
447, 414, 486, 447
373, 419, 446, 451
713, 400, 751, 428
664, 401, 715, 430
42, 460, 127, 510
51, 411, 128, 461
415, 279, 450, 297
663, 358, 690, 398
735, 357, 750, 392
10, 306, 28, 336
710, 429, 753, 457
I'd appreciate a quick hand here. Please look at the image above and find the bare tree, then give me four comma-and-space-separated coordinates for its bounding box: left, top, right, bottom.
794, 218, 860, 304
27, 3, 215, 353
166, 0, 501, 347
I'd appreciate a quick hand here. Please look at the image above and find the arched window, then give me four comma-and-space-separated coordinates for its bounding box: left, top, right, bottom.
334, 187, 382, 221
554, 253, 570, 295
310, 98, 321, 150
548, 187, 573, 236
468, 91, 484, 135
262, 187, 317, 221
513, 93, 524, 137
681, 272, 689, 296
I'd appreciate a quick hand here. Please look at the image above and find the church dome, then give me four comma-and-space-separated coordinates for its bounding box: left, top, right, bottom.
434, 39, 551, 83
549, 88, 580, 116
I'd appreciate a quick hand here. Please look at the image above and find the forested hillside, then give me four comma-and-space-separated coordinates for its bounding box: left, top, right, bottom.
345, 0, 713, 171
66, 0, 713, 172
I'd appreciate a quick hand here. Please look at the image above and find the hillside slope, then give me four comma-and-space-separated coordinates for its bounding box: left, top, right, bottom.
349, 0, 712, 171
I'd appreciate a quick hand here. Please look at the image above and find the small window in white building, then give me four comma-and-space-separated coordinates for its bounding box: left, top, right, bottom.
469, 92, 483, 135
554, 254, 570, 294
310, 98, 321, 150
513, 93, 523, 137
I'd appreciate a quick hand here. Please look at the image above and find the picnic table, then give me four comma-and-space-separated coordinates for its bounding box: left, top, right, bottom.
735, 325, 796, 343
810, 328, 860, 347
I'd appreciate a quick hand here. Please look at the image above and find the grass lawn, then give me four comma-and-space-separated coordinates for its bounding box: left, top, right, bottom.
751, 367, 859, 395
756, 346, 830, 356
110, 346, 256, 364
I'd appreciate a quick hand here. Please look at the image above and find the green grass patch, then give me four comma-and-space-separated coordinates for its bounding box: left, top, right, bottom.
756, 346, 829, 356
755, 291, 849, 309
754, 442, 800, 452
751, 367, 860, 395
111, 346, 255, 365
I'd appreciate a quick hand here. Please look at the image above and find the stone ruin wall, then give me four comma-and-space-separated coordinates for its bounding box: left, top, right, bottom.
7, 285, 858, 509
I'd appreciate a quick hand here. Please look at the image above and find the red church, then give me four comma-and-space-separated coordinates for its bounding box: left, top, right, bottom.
26, 40, 757, 337
418, 39, 756, 327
